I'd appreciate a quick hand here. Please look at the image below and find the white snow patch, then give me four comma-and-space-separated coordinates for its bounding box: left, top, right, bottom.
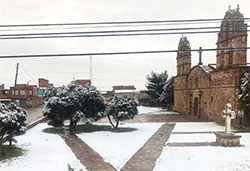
77, 122, 164, 170
138, 106, 179, 115
0, 123, 86, 171
172, 122, 225, 132
168, 133, 216, 143
154, 122, 250, 171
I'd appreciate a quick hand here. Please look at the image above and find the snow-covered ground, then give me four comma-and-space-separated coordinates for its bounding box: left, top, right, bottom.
138, 106, 179, 115
154, 122, 250, 171
172, 122, 225, 132
77, 122, 164, 170
0, 123, 86, 171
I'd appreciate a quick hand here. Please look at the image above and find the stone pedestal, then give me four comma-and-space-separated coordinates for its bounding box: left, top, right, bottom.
215, 132, 241, 147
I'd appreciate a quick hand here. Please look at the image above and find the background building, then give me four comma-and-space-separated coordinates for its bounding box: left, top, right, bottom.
174, 6, 250, 127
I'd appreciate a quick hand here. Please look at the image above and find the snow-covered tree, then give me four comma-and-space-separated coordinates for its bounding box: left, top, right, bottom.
146, 70, 169, 100
236, 72, 250, 105
236, 72, 250, 124
80, 86, 106, 122
43, 82, 106, 128
43, 87, 60, 102
158, 77, 174, 109
43, 83, 86, 127
106, 95, 138, 128
0, 103, 27, 148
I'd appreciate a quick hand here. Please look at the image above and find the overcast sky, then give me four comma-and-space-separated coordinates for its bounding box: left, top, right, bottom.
0, 0, 250, 90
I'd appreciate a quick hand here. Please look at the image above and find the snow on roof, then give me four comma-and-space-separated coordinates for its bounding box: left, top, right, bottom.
200, 65, 215, 76
100, 91, 107, 95
114, 89, 140, 94
0, 99, 11, 101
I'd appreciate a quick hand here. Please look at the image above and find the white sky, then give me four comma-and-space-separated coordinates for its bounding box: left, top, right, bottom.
0, 0, 249, 90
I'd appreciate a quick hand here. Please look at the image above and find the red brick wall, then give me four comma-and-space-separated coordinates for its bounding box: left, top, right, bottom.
39, 78, 49, 87
75, 80, 91, 86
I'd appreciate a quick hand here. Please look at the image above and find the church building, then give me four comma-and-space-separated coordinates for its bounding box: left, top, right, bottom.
174, 6, 250, 127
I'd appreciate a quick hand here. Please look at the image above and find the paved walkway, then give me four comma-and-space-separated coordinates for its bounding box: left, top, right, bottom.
121, 123, 175, 171
61, 133, 116, 171
25, 105, 44, 124
23, 107, 209, 171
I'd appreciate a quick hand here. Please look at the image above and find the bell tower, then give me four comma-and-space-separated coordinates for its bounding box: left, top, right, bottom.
216, 5, 248, 69
177, 36, 192, 76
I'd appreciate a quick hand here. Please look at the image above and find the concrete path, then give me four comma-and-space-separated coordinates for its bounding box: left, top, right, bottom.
121, 123, 175, 171
61, 133, 116, 171
25, 105, 44, 124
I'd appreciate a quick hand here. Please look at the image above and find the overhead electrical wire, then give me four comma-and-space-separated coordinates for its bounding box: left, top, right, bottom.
0, 30, 248, 40
0, 20, 240, 32
0, 18, 249, 28
0, 47, 249, 59
1, 26, 249, 37
20, 65, 38, 84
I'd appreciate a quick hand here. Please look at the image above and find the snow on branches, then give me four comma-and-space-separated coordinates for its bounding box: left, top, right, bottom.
236, 72, 250, 105
107, 95, 138, 128
43, 82, 106, 128
0, 103, 27, 147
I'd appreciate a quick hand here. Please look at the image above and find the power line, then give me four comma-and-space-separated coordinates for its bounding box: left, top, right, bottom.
1, 26, 249, 37
0, 18, 249, 28
0, 30, 249, 40
19, 65, 38, 84
0, 47, 249, 59
0, 20, 236, 32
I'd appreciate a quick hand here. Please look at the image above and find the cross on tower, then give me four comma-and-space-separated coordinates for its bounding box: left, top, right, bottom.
221, 103, 236, 133
198, 47, 203, 65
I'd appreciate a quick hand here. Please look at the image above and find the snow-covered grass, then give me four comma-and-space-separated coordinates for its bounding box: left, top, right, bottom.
138, 106, 179, 115
0, 123, 86, 171
77, 122, 164, 170
154, 122, 250, 171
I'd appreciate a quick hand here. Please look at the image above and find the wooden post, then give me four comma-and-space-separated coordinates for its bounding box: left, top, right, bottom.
13, 63, 19, 102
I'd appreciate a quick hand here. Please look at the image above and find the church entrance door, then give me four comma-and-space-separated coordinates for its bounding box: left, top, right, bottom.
194, 97, 198, 117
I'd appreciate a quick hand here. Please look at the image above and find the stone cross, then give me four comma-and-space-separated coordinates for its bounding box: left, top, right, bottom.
222, 103, 236, 133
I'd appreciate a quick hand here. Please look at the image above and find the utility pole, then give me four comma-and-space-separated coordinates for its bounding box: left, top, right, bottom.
89, 55, 93, 85
13, 63, 19, 102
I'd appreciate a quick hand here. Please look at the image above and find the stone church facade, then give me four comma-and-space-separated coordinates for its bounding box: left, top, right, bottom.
174, 6, 250, 127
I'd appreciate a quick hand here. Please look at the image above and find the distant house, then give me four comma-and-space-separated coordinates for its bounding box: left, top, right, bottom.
39, 78, 54, 88
38, 78, 54, 97
74, 79, 91, 87
112, 85, 140, 99
9, 84, 42, 108
0, 84, 4, 90
0, 88, 11, 106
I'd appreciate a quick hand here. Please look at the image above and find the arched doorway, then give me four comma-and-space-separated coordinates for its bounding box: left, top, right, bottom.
194, 97, 198, 117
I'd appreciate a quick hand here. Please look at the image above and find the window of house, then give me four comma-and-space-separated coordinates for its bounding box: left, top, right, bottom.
20, 90, 26, 95
2, 90, 9, 95
12, 90, 18, 96
28, 90, 32, 95
33, 90, 37, 95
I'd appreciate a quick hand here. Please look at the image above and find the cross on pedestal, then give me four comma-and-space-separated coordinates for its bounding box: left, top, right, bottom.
222, 103, 236, 133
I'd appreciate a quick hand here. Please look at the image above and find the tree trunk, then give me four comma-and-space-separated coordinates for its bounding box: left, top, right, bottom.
0, 129, 5, 140
115, 120, 120, 128
107, 115, 115, 128
69, 119, 75, 134
8, 132, 13, 149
